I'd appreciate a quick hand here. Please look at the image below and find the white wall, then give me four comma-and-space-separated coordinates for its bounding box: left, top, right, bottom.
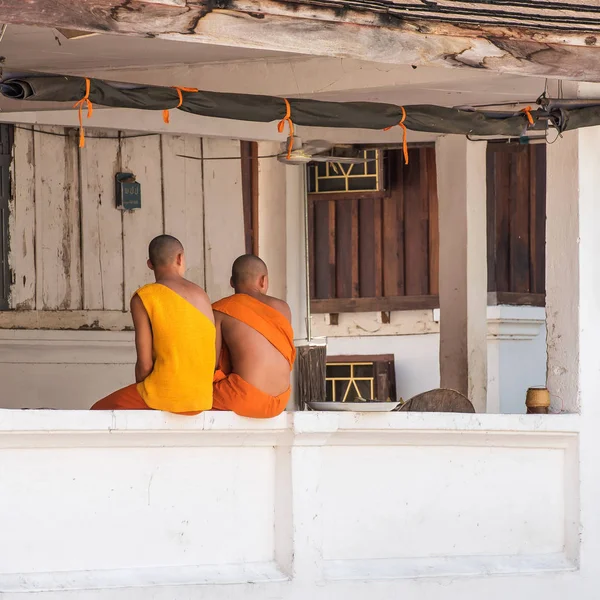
326, 333, 440, 403
0, 410, 580, 599
320, 306, 546, 414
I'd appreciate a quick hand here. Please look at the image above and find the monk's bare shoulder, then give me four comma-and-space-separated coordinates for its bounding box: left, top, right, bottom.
264, 295, 292, 322
182, 280, 215, 324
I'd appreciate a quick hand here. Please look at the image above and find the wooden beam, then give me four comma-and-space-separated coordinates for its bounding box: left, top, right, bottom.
2, 0, 600, 80
311, 295, 440, 314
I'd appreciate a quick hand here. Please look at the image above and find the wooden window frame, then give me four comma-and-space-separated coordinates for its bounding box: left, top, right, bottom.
327, 354, 397, 402
309, 145, 439, 314
486, 141, 545, 308
309, 142, 547, 315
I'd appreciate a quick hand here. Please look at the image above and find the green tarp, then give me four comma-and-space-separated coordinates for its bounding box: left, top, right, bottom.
0, 72, 591, 137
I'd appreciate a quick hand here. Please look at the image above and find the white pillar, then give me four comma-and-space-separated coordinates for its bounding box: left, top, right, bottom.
285, 164, 309, 410
285, 165, 309, 341
546, 128, 600, 414
435, 135, 488, 412
546, 126, 600, 574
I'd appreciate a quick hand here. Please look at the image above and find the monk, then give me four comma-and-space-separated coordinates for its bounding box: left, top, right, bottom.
91, 235, 215, 414
212, 255, 296, 418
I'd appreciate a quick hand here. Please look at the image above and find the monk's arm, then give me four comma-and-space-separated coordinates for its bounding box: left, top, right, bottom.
131, 294, 154, 383
214, 312, 223, 371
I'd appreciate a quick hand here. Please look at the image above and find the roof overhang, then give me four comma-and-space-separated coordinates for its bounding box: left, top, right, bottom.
1, 0, 600, 81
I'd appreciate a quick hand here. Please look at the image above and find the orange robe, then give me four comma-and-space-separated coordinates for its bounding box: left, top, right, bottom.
212, 294, 296, 418
91, 283, 215, 414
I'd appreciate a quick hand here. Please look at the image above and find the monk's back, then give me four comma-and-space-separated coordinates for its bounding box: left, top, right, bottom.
222, 297, 291, 397
137, 280, 215, 413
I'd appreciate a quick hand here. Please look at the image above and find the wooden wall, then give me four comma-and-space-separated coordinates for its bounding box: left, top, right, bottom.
487, 143, 546, 305
7, 126, 246, 324
310, 147, 439, 313
310, 143, 547, 313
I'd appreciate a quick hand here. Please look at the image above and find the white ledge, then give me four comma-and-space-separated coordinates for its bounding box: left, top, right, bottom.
0, 410, 579, 436
433, 306, 545, 341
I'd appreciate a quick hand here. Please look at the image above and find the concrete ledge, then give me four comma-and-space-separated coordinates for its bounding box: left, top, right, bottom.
0, 410, 580, 596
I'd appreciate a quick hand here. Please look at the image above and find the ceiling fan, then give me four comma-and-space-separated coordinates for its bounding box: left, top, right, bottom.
277, 136, 369, 165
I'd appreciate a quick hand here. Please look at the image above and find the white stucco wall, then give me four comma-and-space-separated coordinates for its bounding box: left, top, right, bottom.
0, 410, 580, 599
0, 307, 546, 412
321, 306, 546, 414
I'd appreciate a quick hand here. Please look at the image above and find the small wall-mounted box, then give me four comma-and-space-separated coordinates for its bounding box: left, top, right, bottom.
115, 173, 141, 211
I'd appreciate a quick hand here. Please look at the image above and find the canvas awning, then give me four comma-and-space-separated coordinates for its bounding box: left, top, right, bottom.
0, 72, 592, 139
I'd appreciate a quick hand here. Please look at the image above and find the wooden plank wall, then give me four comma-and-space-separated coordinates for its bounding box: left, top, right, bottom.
8, 126, 246, 319
310, 147, 439, 313
487, 143, 546, 304
310, 143, 546, 313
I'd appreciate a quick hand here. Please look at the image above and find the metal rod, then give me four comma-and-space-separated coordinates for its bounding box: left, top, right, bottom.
303, 165, 312, 342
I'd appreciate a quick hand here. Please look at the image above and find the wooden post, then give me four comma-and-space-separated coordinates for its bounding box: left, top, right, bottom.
296, 341, 327, 411
435, 135, 488, 413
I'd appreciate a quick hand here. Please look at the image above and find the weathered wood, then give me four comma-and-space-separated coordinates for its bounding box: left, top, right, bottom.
202, 138, 245, 301
373, 196, 383, 298
296, 343, 327, 410
79, 133, 123, 310
0, 309, 132, 330
399, 388, 475, 413
494, 147, 510, 293
121, 134, 164, 304
426, 148, 439, 296
161, 134, 205, 287
533, 146, 547, 295
335, 199, 353, 299
307, 197, 315, 299
312, 199, 331, 299
33, 126, 82, 310
487, 143, 547, 299
311, 294, 439, 313
327, 200, 336, 298
4, 1, 600, 81
509, 148, 531, 293
489, 291, 545, 307
240, 141, 258, 256
404, 148, 428, 296
9, 126, 36, 310
350, 198, 359, 298
382, 161, 402, 296
358, 197, 376, 298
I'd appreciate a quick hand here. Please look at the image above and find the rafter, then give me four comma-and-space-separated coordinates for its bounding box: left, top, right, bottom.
1, 0, 600, 80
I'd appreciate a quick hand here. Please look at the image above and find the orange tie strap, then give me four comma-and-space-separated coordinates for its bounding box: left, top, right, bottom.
277, 98, 295, 159
521, 105, 534, 126
163, 86, 199, 124
384, 106, 408, 165
73, 78, 93, 148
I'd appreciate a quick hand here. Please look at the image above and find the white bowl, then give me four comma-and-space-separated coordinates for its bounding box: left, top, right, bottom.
307, 401, 401, 412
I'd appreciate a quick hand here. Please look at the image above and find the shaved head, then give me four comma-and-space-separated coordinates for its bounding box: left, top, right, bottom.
148, 235, 184, 268
231, 254, 268, 288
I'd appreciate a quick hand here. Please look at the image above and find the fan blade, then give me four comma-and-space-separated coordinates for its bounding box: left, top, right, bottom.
303, 140, 333, 154
56, 28, 100, 40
